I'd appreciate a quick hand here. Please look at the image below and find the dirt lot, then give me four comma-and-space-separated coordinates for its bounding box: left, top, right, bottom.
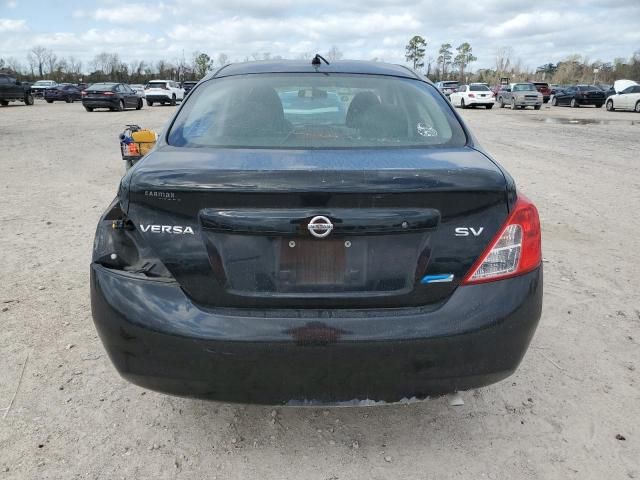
1, 99, 639, 479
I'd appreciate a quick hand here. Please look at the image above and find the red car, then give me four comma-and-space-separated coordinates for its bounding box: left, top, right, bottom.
532, 82, 551, 103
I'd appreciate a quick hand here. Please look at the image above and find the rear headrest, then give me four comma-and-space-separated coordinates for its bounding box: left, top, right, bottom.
357, 104, 407, 140
346, 91, 380, 128
222, 86, 289, 137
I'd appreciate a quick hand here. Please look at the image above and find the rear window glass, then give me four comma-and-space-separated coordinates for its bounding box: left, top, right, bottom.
168, 74, 466, 149
147, 82, 167, 88
87, 83, 115, 91
469, 85, 490, 91
513, 84, 536, 92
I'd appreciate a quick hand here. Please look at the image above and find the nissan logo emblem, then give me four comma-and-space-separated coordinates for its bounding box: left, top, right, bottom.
307, 216, 333, 238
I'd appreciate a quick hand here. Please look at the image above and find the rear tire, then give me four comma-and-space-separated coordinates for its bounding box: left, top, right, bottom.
570, 98, 578, 108
606, 99, 614, 111
511, 99, 516, 109
24, 93, 34, 105
146, 100, 153, 107
595, 103, 603, 108
65, 96, 73, 103
534, 105, 541, 110
498, 96, 504, 108
635, 101, 640, 113
460, 98, 466, 109
0, 100, 8, 106
84, 106, 93, 112
486, 104, 493, 109
551, 96, 558, 106
136, 99, 143, 110
46, 99, 54, 104
170, 94, 176, 106
117, 100, 124, 112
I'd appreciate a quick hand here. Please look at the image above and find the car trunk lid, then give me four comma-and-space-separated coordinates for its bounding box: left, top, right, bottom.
126, 146, 509, 309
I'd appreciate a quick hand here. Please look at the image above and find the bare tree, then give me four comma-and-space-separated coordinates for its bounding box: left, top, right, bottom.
326, 46, 344, 62
30, 46, 49, 77
46, 52, 58, 76
217, 53, 229, 67
495, 46, 513, 77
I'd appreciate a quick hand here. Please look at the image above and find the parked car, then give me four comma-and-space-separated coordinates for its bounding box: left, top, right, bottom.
90, 60, 542, 404
435, 80, 459, 98
77, 83, 90, 91
44, 84, 82, 103
605, 80, 640, 112
144, 80, 185, 106
449, 83, 495, 109
532, 82, 551, 103
129, 84, 146, 98
182, 80, 198, 95
81, 82, 143, 112
551, 85, 605, 108
30, 80, 57, 98
0, 73, 34, 106
497, 83, 543, 109
549, 85, 564, 95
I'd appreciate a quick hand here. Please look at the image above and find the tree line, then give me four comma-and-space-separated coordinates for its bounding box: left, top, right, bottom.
405, 35, 640, 85
1, 42, 639, 86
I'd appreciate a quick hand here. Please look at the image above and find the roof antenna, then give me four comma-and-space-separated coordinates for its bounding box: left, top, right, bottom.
311, 54, 330, 66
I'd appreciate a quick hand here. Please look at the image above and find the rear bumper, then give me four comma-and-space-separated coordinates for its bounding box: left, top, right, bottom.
91, 265, 543, 404
468, 98, 495, 106
577, 98, 604, 105
146, 94, 172, 102
82, 99, 118, 108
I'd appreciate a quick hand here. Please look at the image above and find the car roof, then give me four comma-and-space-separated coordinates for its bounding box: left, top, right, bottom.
206, 60, 425, 82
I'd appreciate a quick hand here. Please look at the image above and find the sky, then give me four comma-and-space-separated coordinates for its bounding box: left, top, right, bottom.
1, 0, 639, 74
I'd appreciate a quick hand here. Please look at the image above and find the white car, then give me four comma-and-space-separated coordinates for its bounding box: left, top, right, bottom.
606, 80, 640, 112
129, 84, 146, 98
144, 80, 185, 106
449, 84, 495, 109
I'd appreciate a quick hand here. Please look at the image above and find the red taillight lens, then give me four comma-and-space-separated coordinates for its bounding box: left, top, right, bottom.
468, 93, 475, 98
81, 91, 87, 96
103, 91, 115, 96
462, 194, 541, 285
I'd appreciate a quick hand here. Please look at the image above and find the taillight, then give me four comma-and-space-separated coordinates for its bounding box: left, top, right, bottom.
468, 93, 475, 98
462, 194, 541, 284
103, 91, 115, 96
81, 91, 87, 96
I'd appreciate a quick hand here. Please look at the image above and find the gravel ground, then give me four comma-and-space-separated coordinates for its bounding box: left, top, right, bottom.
1, 99, 639, 479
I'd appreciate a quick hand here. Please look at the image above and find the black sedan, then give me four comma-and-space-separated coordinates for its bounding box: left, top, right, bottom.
44, 84, 82, 103
91, 59, 542, 404
182, 80, 198, 95
551, 85, 605, 107
81, 82, 143, 112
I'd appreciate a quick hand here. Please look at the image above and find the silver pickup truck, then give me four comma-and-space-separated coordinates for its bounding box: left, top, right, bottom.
497, 83, 543, 110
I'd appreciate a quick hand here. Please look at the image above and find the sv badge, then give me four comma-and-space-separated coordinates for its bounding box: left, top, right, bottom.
455, 227, 484, 237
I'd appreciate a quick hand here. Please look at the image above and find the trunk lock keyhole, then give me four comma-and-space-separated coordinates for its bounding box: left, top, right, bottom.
289, 241, 296, 248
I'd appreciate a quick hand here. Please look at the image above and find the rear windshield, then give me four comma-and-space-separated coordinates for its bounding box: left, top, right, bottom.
513, 84, 536, 92
469, 85, 490, 91
168, 74, 466, 149
147, 82, 167, 88
87, 83, 116, 91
